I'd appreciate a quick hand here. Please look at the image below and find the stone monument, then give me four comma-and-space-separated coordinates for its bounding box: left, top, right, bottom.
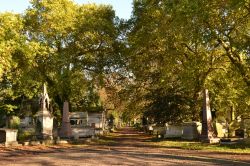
0, 128, 18, 146
35, 84, 54, 140
59, 101, 72, 138
200, 89, 220, 143
182, 122, 202, 140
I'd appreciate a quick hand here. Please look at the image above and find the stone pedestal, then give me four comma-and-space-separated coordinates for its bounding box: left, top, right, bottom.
0, 129, 18, 146
36, 109, 53, 139
59, 101, 72, 138
200, 89, 220, 143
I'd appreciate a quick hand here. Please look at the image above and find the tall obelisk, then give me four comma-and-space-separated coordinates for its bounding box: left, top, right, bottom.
59, 101, 72, 138
200, 89, 219, 143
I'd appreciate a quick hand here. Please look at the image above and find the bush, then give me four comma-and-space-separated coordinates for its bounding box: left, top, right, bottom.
18, 129, 35, 141
9, 116, 20, 129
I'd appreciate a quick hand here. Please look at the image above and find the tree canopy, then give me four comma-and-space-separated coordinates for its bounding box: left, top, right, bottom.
0, 0, 249, 125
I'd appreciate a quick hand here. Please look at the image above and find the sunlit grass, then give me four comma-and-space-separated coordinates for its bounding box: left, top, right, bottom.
151, 139, 250, 154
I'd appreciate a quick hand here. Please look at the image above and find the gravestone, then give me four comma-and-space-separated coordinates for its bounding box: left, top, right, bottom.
59, 101, 72, 138
244, 118, 250, 138
0, 129, 18, 146
200, 89, 220, 143
215, 122, 225, 138
182, 122, 201, 140
165, 124, 183, 138
35, 84, 53, 140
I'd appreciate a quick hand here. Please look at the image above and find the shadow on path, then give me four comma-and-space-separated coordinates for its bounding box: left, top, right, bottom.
0, 127, 249, 165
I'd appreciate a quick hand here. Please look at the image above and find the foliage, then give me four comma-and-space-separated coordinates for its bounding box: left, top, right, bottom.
0, 12, 40, 117
18, 130, 35, 141
0, 0, 249, 126
9, 116, 20, 129
0, 0, 120, 118
144, 88, 193, 124
123, 0, 250, 124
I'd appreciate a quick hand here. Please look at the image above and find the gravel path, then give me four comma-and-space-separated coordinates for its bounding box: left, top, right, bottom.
0, 127, 250, 166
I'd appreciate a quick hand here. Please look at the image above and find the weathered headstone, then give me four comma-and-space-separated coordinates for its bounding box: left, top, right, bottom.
165, 124, 183, 138
215, 122, 225, 138
59, 101, 72, 138
244, 118, 250, 138
182, 122, 202, 140
35, 84, 53, 140
200, 89, 220, 143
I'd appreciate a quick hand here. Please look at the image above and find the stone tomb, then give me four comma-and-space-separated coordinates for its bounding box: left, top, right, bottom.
59, 108, 107, 139
0, 128, 18, 146
88, 112, 106, 129
70, 112, 94, 139
164, 125, 183, 138
152, 126, 166, 137
88, 111, 106, 135
182, 122, 202, 140
165, 125, 183, 138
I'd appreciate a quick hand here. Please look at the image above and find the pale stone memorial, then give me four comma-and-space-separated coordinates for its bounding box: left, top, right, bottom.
164, 124, 183, 138
0, 129, 18, 146
88, 111, 106, 135
88, 112, 105, 129
200, 89, 220, 143
35, 84, 53, 140
70, 112, 94, 139
182, 122, 202, 140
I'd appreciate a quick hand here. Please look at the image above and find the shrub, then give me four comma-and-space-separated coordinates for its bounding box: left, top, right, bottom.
18, 129, 35, 141
9, 116, 20, 129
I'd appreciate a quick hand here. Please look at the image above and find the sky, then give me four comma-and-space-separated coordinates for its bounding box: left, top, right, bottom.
0, 0, 133, 19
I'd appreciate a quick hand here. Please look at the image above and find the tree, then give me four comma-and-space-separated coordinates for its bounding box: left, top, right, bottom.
124, 0, 250, 123
24, 0, 120, 113
0, 12, 41, 118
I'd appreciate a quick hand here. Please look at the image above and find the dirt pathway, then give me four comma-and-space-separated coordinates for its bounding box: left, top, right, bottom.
0, 127, 250, 166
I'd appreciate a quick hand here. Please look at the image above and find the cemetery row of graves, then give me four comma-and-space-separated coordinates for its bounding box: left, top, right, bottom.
0, 0, 250, 148
0, 84, 110, 146
0, 85, 249, 147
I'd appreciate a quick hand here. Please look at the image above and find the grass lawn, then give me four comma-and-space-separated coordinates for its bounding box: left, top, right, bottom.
151, 139, 250, 154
